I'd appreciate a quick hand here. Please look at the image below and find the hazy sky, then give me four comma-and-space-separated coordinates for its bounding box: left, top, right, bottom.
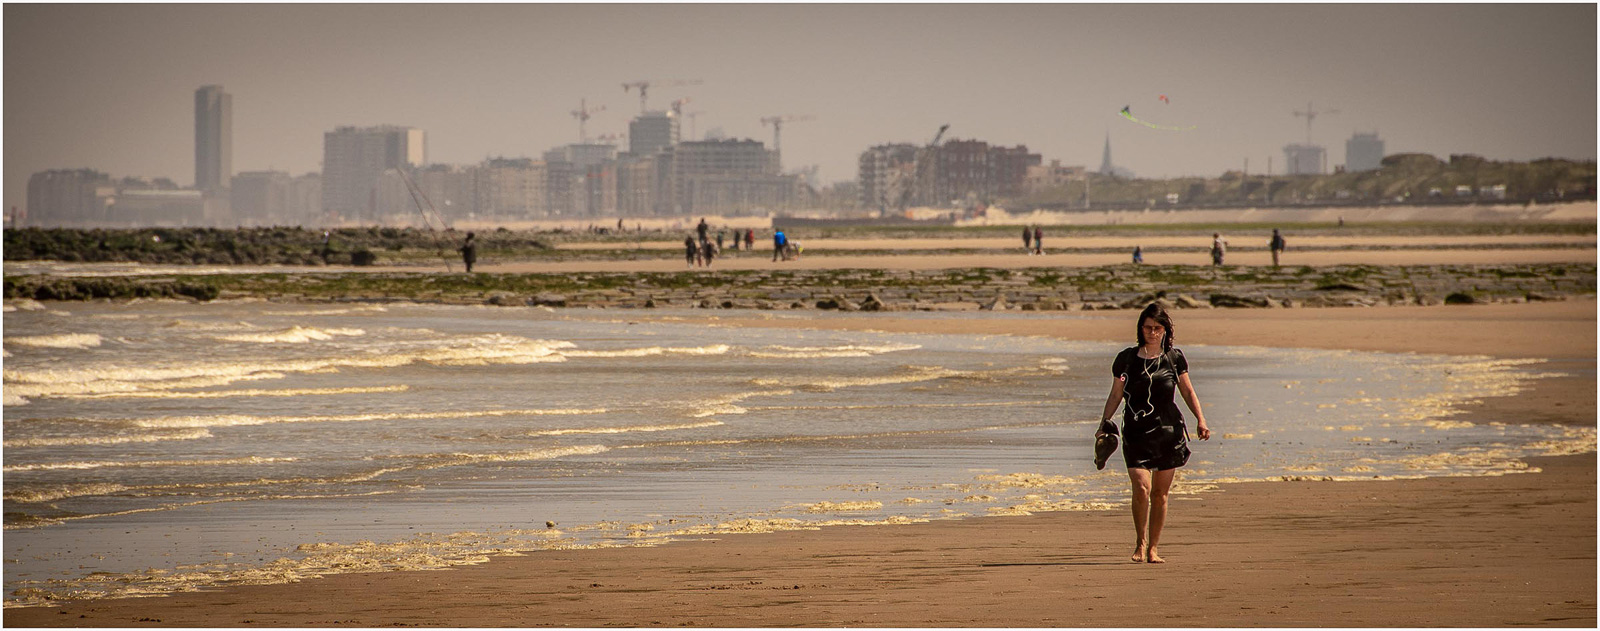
5, 3, 1595, 213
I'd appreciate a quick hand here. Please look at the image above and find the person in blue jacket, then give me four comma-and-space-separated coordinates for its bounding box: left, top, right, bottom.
772, 229, 787, 262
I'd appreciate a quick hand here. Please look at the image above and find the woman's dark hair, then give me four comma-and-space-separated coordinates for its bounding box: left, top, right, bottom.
1136, 302, 1174, 352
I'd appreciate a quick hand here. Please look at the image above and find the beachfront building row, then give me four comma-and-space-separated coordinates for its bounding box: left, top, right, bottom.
316, 142, 804, 227
857, 139, 1042, 212
23, 169, 233, 228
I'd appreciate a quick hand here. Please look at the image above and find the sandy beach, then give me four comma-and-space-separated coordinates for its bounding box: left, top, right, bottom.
6, 299, 1592, 627
559, 234, 1598, 251
453, 248, 1595, 274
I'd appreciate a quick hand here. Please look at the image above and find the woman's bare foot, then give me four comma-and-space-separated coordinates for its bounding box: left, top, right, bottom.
1146, 548, 1165, 564
1131, 544, 1146, 563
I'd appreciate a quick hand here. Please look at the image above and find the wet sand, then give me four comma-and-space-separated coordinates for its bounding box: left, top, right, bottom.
6, 301, 1594, 627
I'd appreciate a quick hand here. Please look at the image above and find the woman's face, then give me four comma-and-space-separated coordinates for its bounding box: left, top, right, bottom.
1141, 318, 1166, 346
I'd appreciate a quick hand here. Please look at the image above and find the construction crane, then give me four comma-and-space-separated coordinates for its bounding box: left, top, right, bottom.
759, 114, 815, 158
621, 79, 703, 113
889, 124, 950, 217
685, 110, 705, 141
1292, 101, 1339, 145
570, 98, 605, 143
670, 97, 690, 117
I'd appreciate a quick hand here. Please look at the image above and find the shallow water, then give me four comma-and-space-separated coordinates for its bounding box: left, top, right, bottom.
2, 300, 1591, 606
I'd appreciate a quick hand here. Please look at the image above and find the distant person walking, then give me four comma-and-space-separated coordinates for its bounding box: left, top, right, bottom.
697, 218, 709, 243
1097, 302, 1211, 564
1023, 226, 1033, 253
702, 239, 717, 267
1133, 245, 1144, 264
773, 229, 787, 262
1269, 229, 1286, 267
459, 232, 478, 273
745, 228, 755, 251
1210, 232, 1227, 266
1033, 226, 1043, 255
684, 235, 699, 267
717, 230, 726, 253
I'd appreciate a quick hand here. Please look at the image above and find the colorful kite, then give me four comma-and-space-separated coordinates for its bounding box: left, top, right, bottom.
1119, 105, 1195, 131
1158, 94, 1169, 104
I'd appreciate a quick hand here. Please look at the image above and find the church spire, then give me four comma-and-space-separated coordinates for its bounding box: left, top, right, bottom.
1099, 132, 1114, 175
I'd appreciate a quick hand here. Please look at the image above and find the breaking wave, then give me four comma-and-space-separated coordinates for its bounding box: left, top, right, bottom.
3, 428, 214, 448
2, 334, 574, 399
56, 385, 410, 401
5, 333, 103, 349
3, 455, 299, 473
528, 420, 723, 436
214, 326, 366, 344
561, 344, 729, 358
747, 342, 921, 358
751, 365, 962, 391
110, 406, 610, 429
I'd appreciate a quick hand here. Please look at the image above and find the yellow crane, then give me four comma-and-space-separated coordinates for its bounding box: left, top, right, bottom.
621, 79, 703, 113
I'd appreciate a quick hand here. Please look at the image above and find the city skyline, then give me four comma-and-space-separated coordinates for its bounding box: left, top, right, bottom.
5, 3, 1595, 216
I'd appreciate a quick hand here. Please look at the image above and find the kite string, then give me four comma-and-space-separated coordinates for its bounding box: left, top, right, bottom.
1119, 109, 1196, 131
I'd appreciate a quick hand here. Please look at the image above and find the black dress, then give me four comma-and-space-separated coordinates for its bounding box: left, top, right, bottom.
1112, 347, 1192, 470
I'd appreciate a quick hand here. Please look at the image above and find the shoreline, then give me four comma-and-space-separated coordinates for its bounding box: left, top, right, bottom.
4, 300, 1593, 627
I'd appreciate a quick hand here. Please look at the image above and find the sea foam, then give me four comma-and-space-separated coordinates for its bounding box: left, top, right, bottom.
215, 326, 366, 344
116, 406, 610, 429
2, 334, 574, 399
5, 333, 103, 349
3, 455, 298, 473
2, 428, 214, 448
747, 342, 921, 358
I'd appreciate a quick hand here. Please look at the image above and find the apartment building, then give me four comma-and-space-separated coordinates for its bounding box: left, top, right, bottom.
1345, 132, 1385, 173
858, 143, 918, 211
672, 139, 796, 215
26, 169, 112, 226
322, 125, 426, 222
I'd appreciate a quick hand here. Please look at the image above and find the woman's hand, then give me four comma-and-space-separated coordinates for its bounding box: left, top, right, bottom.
1195, 420, 1211, 441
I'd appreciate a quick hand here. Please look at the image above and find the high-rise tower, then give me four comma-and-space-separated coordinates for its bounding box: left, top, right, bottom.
629, 111, 678, 156
321, 125, 426, 221
1345, 131, 1384, 173
194, 85, 232, 193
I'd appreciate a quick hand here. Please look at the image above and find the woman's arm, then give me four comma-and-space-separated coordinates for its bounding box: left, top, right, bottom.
1176, 372, 1210, 440
1100, 377, 1126, 425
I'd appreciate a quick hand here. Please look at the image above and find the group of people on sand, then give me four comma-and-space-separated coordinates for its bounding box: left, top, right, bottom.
1130, 228, 1288, 267
685, 218, 760, 268
1021, 225, 1045, 255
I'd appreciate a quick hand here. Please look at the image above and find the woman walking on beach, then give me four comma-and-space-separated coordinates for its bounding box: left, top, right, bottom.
1098, 302, 1211, 563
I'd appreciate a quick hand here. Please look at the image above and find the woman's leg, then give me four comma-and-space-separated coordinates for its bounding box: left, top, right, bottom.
1127, 467, 1152, 562
1145, 468, 1178, 563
